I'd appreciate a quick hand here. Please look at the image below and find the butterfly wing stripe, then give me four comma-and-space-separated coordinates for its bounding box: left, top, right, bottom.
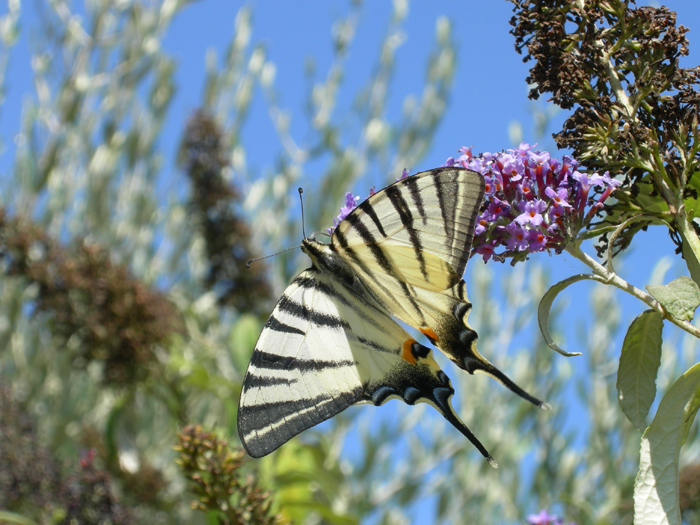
277, 294, 347, 330
251, 351, 356, 372
356, 199, 387, 237
242, 374, 296, 389
403, 176, 427, 225
432, 171, 460, 269
385, 184, 428, 281
265, 316, 306, 336
341, 213, 426, 324
357, 336, 400, 354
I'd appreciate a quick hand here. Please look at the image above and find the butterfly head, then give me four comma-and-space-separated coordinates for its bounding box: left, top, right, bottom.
301, 236, 358, 284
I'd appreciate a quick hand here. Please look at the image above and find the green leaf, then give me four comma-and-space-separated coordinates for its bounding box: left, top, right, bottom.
682, 386, 700, 445
616, 310, 663, 431
229, 313, 263, 372
635, 178, 671, 215
538, 273, 606, 356
577, 223, 620, 241
634, 363, 700, 525
683, 176, 700, 220
646, 276, 700, 322
681, 236, 700, 289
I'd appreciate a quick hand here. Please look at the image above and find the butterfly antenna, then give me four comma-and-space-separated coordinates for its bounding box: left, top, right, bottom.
247, 187, 309, 269
298, 187, 307, 239
246, 245, 301, 268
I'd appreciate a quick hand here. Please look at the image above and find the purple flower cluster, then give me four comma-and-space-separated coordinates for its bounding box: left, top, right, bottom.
444, 143, 620, 263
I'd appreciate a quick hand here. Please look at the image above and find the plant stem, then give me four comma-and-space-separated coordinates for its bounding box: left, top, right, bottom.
565, 241, 700, 339
676, 207, 700, 270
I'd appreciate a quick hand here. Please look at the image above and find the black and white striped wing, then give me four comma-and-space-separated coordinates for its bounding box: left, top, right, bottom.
333, 167, 484, 284
331, 167, 548, 409
237, 267, 495, 463
331, 168, 484, 334
238, 269, 363, 458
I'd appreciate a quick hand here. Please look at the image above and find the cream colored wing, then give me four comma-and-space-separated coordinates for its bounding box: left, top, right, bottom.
333, 167, 484, 281
331, 167, 548, 409
237, 268, 497, 464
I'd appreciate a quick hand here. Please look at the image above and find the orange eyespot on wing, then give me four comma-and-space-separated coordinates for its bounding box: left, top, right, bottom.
419, 327, 439, 343
401, 339, 418, 364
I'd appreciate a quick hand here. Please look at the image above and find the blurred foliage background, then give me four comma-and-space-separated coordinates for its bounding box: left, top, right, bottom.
0, 1, 699, 524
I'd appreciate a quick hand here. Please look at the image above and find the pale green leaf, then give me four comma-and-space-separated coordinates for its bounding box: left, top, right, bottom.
617, 310, 663, 432
634, 363, 700, 525
538, 273, 606, 356
646, 276, 700, 322
681, 237, 700, 289
682, 386, 700, 445
229, 313, 263, 371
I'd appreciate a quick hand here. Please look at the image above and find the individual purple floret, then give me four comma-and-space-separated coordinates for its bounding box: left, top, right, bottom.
327, 192, 360, 235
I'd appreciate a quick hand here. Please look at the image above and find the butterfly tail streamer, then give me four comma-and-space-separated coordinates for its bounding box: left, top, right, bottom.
429, 385, 498, 468
462, 354, 552, 411
364, 340, 498, 467
416, 283, 552, 412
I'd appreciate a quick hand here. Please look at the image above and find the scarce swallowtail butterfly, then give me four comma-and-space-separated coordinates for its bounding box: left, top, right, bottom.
238, 167, 549, 466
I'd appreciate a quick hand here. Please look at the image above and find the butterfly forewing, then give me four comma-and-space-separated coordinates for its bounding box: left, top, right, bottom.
329, 169, 484, 349
238, 270, 361, 458
333, 167, 485, 278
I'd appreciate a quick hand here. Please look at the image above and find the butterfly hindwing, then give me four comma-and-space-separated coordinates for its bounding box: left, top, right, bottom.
238, 269, 363, 458
329, 168, 547, 407
238, 266, 493, 462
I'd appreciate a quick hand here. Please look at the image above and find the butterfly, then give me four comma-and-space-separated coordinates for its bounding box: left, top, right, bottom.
237, 167, 548, 466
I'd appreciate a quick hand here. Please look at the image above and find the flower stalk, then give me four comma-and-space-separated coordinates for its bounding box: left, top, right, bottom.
565, 240, 700, 340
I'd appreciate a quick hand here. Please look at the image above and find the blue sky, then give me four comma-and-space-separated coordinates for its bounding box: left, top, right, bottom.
2, 0, 700, 522
3, 1, 699, 189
